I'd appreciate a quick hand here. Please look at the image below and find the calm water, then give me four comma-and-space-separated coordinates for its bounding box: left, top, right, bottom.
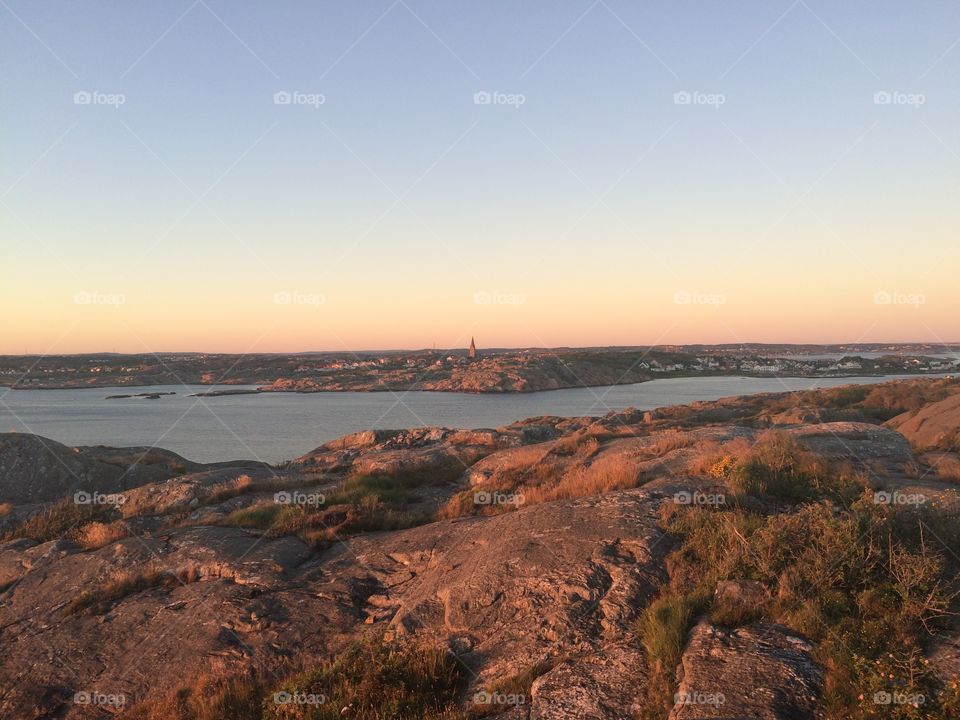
0, 374, 948, 463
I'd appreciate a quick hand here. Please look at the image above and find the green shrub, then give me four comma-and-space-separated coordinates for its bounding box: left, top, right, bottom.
221, 502, 288, 530
636, 590, 709, 676
727, 431, 865, 504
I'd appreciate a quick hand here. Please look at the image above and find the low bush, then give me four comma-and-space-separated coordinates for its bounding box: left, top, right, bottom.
726, 431, 865, 504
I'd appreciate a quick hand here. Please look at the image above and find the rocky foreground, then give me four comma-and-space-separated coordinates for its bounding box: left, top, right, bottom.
2, 378, 960, 719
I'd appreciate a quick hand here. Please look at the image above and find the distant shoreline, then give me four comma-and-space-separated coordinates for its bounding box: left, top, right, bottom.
1, 368, 955, 396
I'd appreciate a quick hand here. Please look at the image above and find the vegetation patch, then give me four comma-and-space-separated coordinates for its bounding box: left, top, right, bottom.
122, 673, 269, 720
218, 472, 433, 546
777, 378, 960, 422
121, 633, 468, 720
637, 491, 960, 719
66, 565, 188, 615
263, 633, 467, 719
71, 519, 131, 550
2, 497, 116, 543
726, 430, 865, 505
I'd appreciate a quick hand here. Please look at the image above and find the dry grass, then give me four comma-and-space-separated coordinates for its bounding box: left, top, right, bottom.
122, 670, 268, 720
122, 633, 469, 720
3, 498, 110, 543
550, 430, 600, 457
924, 453, 960, 482
73, 520, 131, 550
521, 452, 643, 505
686, 437, 753, 476
66, 563, 201, 615
440, 447, 645, 518
203, 473, 263, 504
644, 429, 692, 457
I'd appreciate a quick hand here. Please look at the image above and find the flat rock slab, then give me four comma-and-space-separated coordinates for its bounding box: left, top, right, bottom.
530, 643, 647, 719
670, 621, 823, 720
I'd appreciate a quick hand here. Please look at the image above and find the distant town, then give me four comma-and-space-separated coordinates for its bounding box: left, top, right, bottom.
1, 342, 957, 394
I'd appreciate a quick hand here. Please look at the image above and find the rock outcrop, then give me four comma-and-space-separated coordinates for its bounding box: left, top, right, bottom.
887, 393, 960, 451
670, 621, 823, 720
0, 433, 208, 504
2, 378, 960, 719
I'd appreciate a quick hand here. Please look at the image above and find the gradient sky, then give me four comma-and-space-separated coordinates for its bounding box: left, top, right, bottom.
3, 1, 959, 353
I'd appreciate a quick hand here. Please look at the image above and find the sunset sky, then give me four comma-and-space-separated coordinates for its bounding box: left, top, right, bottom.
3, 1, 959, 353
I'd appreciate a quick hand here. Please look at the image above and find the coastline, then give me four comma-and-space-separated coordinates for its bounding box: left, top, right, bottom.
1, 368, 954, 395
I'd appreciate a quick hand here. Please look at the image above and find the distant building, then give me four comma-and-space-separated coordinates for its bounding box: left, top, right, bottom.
468, 337, 478, 359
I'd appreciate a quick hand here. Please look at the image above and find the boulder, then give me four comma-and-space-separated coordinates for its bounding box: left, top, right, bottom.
670, 621, 823, 719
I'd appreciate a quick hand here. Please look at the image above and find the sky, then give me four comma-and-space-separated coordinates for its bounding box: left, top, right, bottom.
2, 0, 959, 354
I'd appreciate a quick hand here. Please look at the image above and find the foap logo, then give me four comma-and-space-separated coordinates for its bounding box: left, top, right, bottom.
274, 491, 325, 507
473, 90, 526, 108
474, 490, 524, 507
272, 690, 327, 706
674, 690, 726, 707
873, 290, 925, 308
674, 490, 725, 507
472, 690, 526, 706
674, 290, 726, 307
74, 290, 125, 307
873, 90, 925, 108
73, 90, 126, 108
73, 691, 126, 708
74, 490, 126, 506
674, 90, 725, 107
873, 490, 927, 506
474, 290, 526, 306
273, 90, 326, 107
873, 691, 925, 706
273, 291, 325, 307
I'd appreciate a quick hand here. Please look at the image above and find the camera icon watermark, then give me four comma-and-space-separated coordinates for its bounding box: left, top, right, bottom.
74, 90, 126, 108
873, 490, 927, 506
74, 490, 126, 506
73, 691, 126, 708
873, 90, 925, 108
472, 690, 526, 706
674, 90, 725, 108
272, 690, 327, 706
473, 290, 526, 306
674, 290, 726, 307
872, 690, 925, 706
673, 490, 725, 507
274, 491, 325, 507
473, 90, 526, 108
674, 690, 726, 707
474, 490, 524, 507
273, 90, 326, 108
873, 290, 925, 308
74, 290, 125, 307
273, 291, 325, 307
